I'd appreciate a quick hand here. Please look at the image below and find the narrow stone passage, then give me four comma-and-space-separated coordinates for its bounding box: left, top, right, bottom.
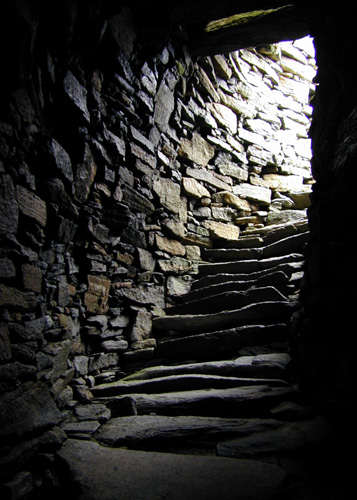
59, 219, 333, 499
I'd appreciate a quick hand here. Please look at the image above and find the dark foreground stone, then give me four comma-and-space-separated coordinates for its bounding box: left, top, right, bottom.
58, 439, 286, 500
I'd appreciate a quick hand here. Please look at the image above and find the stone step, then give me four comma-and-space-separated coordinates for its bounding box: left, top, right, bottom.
198, 253, 304, 276
101, 384, 297, 418
203, 232, 309, 262
58, 439, 287, 500
166, 286, 288, 316
240, 220, 309, 245
191, 262, 301, 290
175, 271, 290, 304
216, 416, 331, 459
153, 300, 297, 335
95, 414, 285, 448
121, 353, 292, 382
156, 323, 289, 361
92, 373, 289, 398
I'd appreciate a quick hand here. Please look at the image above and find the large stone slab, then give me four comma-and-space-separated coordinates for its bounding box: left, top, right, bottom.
104, 384, 294, 418
167, 287, 288, 316
96, 415, 283, 447
58, 439, 286, 500
121, 353, 292, 382
0, 382, 62, 442
233, 183, 272, 206
153, 301, 296, 335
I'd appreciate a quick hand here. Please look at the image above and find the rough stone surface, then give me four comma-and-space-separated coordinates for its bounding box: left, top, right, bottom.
58, 439, 286, 500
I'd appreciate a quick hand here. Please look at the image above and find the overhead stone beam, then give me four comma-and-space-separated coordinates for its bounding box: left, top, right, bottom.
188, 6, 311, 56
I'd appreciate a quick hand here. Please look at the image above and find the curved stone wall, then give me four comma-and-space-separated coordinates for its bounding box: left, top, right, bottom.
0, 4, 316, 493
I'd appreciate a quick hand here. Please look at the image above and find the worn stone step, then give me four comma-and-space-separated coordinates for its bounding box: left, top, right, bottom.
216, 416, 332, 458
176, 271, 289, 304
240, 220, 309, 245
191, 262, 301, 290
95, 414, 285, 448
58, 439, 287, 500
198, 253, 304, 276
102, 384, 297, 418
203, 232, 309, 262
153, 301, 297, 335
121, 353, 292, 382
167, 286, 288, 316
157, 323, 289, 360
92, 373, 288, 398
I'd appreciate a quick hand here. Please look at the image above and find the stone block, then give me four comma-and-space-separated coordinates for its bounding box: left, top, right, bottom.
156, 234, 186, 256
0, 323, 12, 362
16, 185, 47, 227
0, 174, 18, 236
204, 220, 240, 241
0, 284, 37, 311
233, 183, 272, 206
48, 138, 73, 183
0, 382, 61, 442
84, 275, 111, 314
186, 167, 231, 191
22, 263, 42, 293
63, 70, 90, 123
178, 132, 215, 166
182, 177, 210, 199
207, 103, 237, 134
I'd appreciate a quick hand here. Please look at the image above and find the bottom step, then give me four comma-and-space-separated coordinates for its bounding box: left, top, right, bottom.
58, 439, 287, 500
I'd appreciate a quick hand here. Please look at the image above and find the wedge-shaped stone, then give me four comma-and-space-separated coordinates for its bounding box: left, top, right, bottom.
182, 177, 210, 199
121, 353, 291, 382
96, 415, 283, 447
58, 439, 286, 500
167, 287, 288, 316
153, 301, 296, 335
105, 384, 295, 418
207, 103, 237, 134
178, 132, 215, 166
93, 373, 287, 398
262, 232, 309, 258
186, 167, 231, 191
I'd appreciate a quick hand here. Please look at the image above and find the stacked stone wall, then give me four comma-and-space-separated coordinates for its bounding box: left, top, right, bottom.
0, 4, 315, 493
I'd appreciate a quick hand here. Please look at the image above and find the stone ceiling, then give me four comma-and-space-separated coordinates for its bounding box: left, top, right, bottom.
131, 1, 314, 55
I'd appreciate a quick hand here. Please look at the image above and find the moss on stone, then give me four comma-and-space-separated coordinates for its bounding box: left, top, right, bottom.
205, 5, 293, 33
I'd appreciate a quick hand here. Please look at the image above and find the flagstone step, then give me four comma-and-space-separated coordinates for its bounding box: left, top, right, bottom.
92, 373, 289, 398
153, 300, 297, 335
156, 323, 289, 361
120, 353, 292, 382
198, 253, 304, 276
100, 384, 298, 418
167, 286, 288, 315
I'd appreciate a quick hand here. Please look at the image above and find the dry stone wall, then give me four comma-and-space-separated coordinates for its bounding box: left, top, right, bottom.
0, 5, 315, 493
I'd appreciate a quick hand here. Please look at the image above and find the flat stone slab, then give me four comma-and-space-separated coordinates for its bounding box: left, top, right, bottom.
157, 323, 289, 360
198, 253, 304, 276
102, 384, 295, 418
93, 373, 288, 397
191, 263, 300, 289
153, 301, 297, 335
96, 415, 284, 447
58, 439, 286, 500
167, 287, 288, 315
175, 271, 289, 303
121, 353, 291, 382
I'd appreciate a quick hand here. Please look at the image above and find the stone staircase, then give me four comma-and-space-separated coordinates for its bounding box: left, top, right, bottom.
59, 220, 334, 499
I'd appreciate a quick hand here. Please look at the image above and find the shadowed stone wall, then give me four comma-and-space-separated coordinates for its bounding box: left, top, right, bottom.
4, 1, 352, 497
